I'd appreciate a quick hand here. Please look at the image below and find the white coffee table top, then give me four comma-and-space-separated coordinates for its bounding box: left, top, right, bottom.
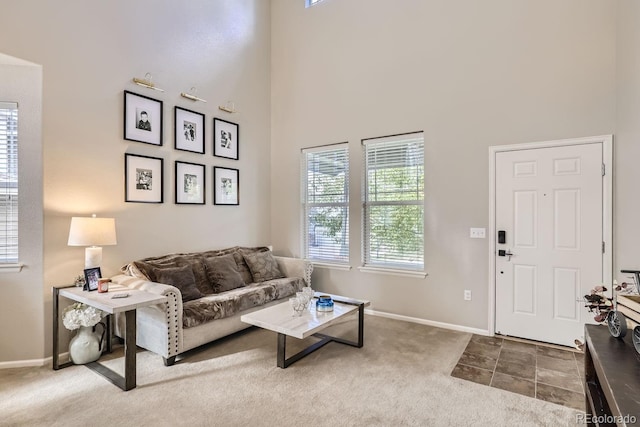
241, 296, 368, 340
59, 284, 167, 314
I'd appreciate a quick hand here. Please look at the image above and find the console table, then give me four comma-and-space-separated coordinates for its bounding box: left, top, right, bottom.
52, 284, 167, 391
584, 324, 640, 426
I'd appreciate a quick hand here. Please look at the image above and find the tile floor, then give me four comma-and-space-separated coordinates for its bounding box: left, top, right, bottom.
451, 335, 584, 411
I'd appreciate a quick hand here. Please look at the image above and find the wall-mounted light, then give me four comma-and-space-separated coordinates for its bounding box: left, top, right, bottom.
132, 72, 164, 92
180, 87, 207, 103
218, 101, 238, 114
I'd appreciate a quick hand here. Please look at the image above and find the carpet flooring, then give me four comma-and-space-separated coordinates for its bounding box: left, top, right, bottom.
450, 335, 584, 411
1, 315, 582, 426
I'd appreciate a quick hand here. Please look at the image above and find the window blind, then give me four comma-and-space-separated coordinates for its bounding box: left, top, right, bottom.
0, 102, 18, 263
363, 132, 424, 270
301, 144, 349, 264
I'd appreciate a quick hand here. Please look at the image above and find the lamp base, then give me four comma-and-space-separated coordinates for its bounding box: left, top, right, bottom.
85, 246, 102, 269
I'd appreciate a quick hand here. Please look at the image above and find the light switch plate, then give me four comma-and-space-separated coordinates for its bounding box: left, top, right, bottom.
470, 228, 486, 238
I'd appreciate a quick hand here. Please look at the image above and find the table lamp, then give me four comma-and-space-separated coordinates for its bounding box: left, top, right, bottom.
68, 214, 117, 268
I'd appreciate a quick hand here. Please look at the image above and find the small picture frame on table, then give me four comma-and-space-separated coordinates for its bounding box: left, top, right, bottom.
176, 161, 205, 204
124, 90, 163, 146
125, 153, 164, 203
213, 118, 239, 160
213, 166, 239, 205
83, 267, 102, 292
175, 107, 205, 154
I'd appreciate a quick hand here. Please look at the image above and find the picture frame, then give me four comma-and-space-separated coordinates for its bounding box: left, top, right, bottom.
213, 166, 239, 205
124, 90, 163, 146
213, 118, 239, 160
175, 161, 205, 204
125, 153, 164, 203
175, 107, 205, 154
83, 267, 102, 292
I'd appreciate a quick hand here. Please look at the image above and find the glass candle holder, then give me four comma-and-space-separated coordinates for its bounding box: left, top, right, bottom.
316, 295, 334, 312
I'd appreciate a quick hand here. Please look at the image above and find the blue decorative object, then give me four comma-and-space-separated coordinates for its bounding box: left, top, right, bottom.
316, 295, 334, 312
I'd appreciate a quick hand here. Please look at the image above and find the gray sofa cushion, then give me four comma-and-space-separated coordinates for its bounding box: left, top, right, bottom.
130, 256, 214, 295
154, 265, 204, 303
243, 251, 284, 282
233, 248, 268, 284
182, 277, 305, 328
122, 246, 272, 294
203, 253, 245, 293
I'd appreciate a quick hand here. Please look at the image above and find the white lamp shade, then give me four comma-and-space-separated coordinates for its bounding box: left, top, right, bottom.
68, 217, 117, 246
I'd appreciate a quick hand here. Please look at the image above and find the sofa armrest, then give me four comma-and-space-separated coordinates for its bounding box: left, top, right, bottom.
110, 274, 183, 359
111, 274, 177, 296
274, 256, 313, 286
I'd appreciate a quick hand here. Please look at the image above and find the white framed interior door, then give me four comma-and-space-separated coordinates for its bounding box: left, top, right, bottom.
494, 141, 607, 347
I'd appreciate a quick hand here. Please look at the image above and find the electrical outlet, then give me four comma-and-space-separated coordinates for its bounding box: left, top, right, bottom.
464, 290, 472, 301
470, 228, 486, 239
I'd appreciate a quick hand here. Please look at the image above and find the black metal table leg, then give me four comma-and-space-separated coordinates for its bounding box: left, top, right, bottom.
277, 333, 286, 368
276, 301, 365, 368
52, 286, 72, 370
86, 309, 137, 391
124, 309, 136, 390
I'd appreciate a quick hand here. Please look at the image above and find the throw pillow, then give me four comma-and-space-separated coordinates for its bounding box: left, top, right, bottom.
242, 251, 284, 283
203, 254, 245, 293
129, 256, 214, 295
232, 250, 256, 284
154, 265, 204, 303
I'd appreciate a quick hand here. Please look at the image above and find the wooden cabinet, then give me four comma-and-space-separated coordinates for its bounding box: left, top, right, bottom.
584, 324, 640, 426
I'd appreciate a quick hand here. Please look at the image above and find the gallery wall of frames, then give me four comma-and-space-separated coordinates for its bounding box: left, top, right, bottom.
123, 90, 240, 206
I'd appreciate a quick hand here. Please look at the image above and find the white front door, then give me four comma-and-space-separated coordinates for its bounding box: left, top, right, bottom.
495, 143, 603, 347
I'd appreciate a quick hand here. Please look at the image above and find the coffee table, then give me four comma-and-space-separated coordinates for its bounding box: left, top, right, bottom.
241, 293, 369, 368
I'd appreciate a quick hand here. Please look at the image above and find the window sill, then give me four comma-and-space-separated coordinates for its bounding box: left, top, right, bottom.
0, 263, 24, 273
312, 262, 352, 271
358, 266, 427, 279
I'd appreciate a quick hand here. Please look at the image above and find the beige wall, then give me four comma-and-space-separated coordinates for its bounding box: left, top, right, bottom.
615, 1, 640, 274
2, 0, 637, 365
0, 0, 271, 363
270, 0, 617, 331
0, 56, 43, 363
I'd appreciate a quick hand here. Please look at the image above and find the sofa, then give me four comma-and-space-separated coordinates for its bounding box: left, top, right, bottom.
110, 246, 312, 366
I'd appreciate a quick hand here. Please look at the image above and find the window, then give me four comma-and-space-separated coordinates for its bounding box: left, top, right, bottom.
305, 0, 325, 7
302, 144, 349, 264
362, 132, 424, 271
0, 102, 18, 263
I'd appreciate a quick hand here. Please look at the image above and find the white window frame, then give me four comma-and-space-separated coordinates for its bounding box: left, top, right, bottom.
361, 132, 425, 276
0, 101, 18, 265
301, 143, 350, 266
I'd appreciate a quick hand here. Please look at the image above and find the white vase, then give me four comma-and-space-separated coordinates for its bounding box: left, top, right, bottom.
69, 326, 101, 364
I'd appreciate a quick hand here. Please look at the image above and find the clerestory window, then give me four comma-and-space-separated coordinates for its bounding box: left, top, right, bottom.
305, 0, 325, 8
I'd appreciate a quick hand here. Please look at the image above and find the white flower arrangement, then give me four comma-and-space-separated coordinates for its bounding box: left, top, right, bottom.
62, 303, 104, 330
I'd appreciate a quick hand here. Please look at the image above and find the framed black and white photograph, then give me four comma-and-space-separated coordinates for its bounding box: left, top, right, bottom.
213, 166, 239, 205
83, 267, 102, 292
175, 161, 205, 204
213, 118, 239, 160
124, 90, 163, 146
175, 107, 205, 154
125, 153, 164, 203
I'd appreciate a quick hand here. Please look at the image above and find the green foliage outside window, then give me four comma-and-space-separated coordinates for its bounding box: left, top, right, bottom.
366, 164, 424, 265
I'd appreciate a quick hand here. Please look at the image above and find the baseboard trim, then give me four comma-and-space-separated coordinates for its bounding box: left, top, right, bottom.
365, 308, 491, 336
0, 356, 52, 369
0, 314, 489, 369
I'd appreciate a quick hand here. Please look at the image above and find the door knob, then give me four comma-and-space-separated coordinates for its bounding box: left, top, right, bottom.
498, 249, 514, 261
